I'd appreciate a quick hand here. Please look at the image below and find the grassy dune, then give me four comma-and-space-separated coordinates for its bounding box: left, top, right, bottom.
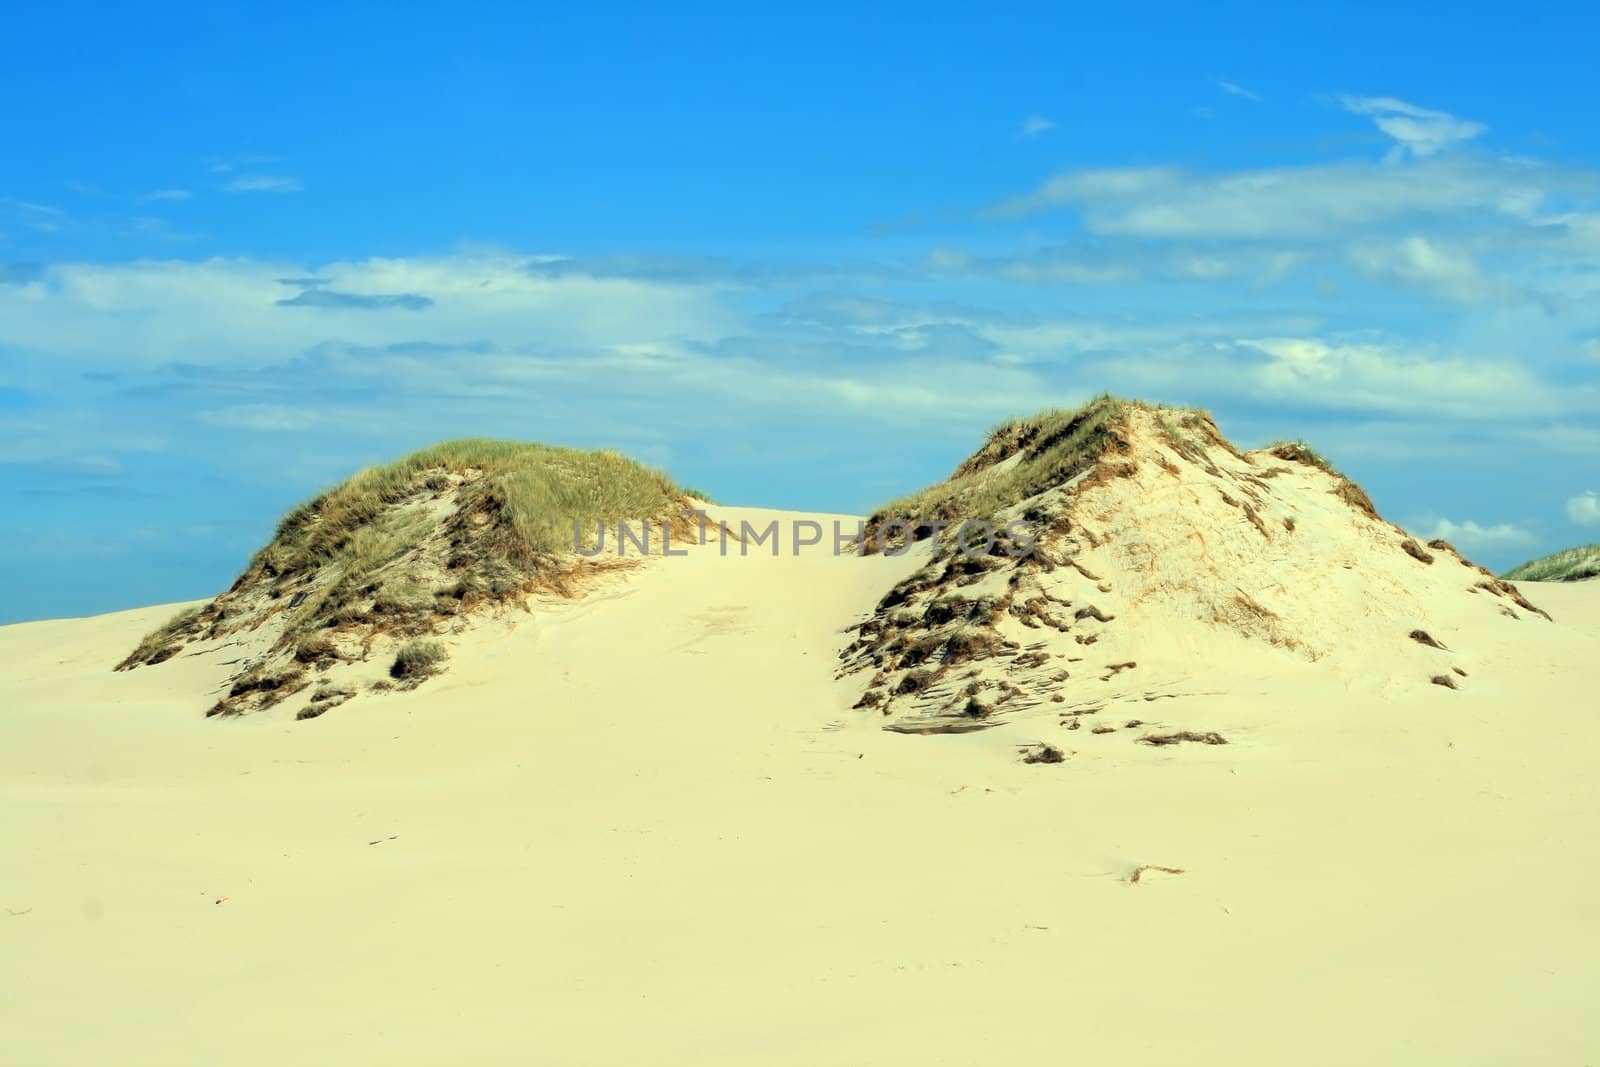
118, 439, 698, 690
862, 394, 1129, 547
259, 439, 691, 578
1504, 544, 1600, 582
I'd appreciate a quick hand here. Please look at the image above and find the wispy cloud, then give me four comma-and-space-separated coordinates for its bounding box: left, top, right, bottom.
226, 175, 303, 194
141, 189, 192, 203
1421, 517, 1535, 548
1238, 337, 1562, 417
1216, 79, 1260, 102
206, 153, 283, 175
1568, 491, 1600, 526
1, 197, 68, 233
1019, 114, 1055, 139
1344, 235, 1513, 305
1340, 95, 1485, 159
927, 243, 1306, 286
0, 256, 733, 371
981, 155, 1591, 237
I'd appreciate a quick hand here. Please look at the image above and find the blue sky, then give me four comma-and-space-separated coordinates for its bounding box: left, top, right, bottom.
3, 2, 1599, 622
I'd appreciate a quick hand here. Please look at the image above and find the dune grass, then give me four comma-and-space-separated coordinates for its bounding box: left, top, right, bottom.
390, 638, 447, 681
257, 439, 688, 579
118, 605, 205, 668
864, 394, 1128, 540
1263, 439, 1335, 472
122, 439, 693, 677
1263, 439, 1378, 517
1503, 544, 1600, 582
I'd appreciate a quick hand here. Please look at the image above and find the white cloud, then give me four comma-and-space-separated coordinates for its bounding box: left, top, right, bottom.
226, 176, 303, 194
983, 156, 1581, 236
1217, 80, 1260, 102
1344, 235, 1511, 304
1238, 336, 1561, 416
0, 255, 734, 370
1422, 518, 1534, 548
1568, 491, 1600, 526
1340, 95, 1486, 158
1020, 114, 1055, 139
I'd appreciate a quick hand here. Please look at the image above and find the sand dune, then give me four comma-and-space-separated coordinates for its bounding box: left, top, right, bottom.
4, 496, 1599, 1064
843, 405, 1548, 737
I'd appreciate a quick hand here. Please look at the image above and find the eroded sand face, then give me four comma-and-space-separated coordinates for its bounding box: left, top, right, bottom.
3, 506, 1598, 1065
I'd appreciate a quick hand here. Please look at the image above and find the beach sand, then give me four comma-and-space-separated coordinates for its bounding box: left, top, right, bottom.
3, 505, 1597, 1065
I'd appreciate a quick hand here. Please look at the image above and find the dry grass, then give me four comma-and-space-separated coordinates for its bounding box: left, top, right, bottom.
391, 639, 447, 682
1020, 742, 1066, 764
861, 394, 1129, 550
1401, 539, 1436, 564
1409, 629, 1448, 650
1265, 440, 1378, 518
1138, 730, 1228, 746
1154, 414, 1205, 461
115, 605, 205, 670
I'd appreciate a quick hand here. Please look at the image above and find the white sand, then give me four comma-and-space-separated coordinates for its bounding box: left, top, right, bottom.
3, 506, 1598, 1065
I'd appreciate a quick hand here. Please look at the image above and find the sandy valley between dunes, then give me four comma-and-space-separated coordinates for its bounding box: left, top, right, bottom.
3, 505, 1598, 1065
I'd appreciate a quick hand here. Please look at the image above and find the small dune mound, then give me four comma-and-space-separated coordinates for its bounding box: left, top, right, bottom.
1503, 544, 1600, 583
116, 439, 696, 718
839, 398, 1549, 736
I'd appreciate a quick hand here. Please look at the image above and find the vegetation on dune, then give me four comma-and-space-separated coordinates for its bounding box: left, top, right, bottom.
391, 638, 447, 682
1503, 544, 1600, 583
256, 439, 689, 580
1263, 439, 1378, 518
860, 396, 1248, 553
863, 394, 1130, 549
1262, 439, 1334, 472
118, 438, 696, 695
119, 604, 206, 668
